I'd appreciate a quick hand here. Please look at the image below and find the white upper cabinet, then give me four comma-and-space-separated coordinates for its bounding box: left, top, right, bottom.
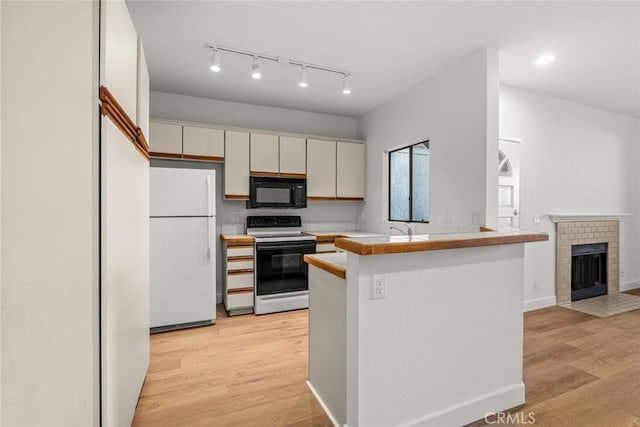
279, 136, 306, 175
250, 133, 279, 174
307, 139, 337, 199
183, 126, 224, 160
337, 142, 365, 199
100, 0, 138, 122
149, 122, 182, 155
225, 130, 250, 199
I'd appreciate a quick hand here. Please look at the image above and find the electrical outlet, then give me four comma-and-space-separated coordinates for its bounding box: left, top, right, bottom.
445, 212, 452, 224
533, 216, 541, 225
372, 274, 386, 299
233, 210, 242, 222
534, 279, 541, 292
620, 270, 625, 277
471, 210, 482, 225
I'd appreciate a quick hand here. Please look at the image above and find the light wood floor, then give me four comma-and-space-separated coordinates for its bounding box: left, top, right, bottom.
133, 291, 640, 427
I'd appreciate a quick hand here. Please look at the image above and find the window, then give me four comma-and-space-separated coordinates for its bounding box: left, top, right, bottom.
389, 141, 430, 222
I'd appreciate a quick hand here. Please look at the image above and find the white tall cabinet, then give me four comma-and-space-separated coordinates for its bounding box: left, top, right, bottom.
100, 1, 150, 426
1, 0, 149, 425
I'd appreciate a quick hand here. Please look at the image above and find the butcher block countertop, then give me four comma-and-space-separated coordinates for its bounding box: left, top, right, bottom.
304, 252, 347, 279
220, 234, 255, 244
334, 228, 548, 256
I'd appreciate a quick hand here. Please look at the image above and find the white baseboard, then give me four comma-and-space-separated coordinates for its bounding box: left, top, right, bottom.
621, 280, 640, 292
404, 383, 525, 427
523, 296, 557, 312
306, 380, 341, 427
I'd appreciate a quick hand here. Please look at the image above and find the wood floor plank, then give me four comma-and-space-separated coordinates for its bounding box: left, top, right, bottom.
136, 299, 640, 427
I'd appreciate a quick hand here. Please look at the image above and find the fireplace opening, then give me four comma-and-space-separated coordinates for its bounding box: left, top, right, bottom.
571, 243, 608, 301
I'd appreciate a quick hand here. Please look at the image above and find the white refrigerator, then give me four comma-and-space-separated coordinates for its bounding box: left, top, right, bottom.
150, 167, 216, 332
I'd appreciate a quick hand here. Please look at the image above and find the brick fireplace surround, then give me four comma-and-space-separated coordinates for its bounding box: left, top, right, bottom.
551, 215, 627, 306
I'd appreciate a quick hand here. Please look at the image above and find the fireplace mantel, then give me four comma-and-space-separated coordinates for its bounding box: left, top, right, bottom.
548, 213, 631, 223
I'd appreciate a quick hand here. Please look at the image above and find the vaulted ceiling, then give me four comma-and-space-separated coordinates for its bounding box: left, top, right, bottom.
127, 1, 639, 118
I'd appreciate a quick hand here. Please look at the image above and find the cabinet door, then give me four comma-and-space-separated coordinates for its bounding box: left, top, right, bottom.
225, 130, 250, 199
279, 136, 306, 175
250, 133, 279, 174
149, 122, 182, 156
183, 126, 224, 161
307, 139, 336, 199
337, 142, 365, 200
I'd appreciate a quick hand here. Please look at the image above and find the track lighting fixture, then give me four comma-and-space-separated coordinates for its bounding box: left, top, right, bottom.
210, 48, 221, 72
251, 57, 262, 79
299, 66, 309, 88
205, 43, 352, 95
342, 74, 351, 95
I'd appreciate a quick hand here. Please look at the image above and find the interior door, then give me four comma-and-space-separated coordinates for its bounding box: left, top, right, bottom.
498, 139, 520, 229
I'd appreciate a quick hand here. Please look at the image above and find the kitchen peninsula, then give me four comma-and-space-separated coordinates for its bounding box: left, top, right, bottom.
304, 229, 548, 427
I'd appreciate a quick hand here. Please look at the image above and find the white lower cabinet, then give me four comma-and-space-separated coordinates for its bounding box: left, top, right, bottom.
222, 241, 255, 315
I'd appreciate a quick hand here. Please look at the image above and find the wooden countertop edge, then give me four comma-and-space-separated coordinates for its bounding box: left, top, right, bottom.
304, 255, 346, 280
334, 232, 549, 255
220, 235, 255, 244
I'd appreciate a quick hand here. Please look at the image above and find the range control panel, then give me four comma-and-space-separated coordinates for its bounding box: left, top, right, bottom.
246, 215, 302, 229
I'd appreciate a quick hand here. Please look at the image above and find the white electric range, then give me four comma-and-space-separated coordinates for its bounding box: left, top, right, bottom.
246, 216, 316, 315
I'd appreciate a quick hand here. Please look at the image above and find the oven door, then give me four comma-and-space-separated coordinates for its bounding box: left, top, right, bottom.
255, 240, 316, 295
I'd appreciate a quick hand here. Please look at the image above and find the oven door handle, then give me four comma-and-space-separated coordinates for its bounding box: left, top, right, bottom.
256, 243, 315, 251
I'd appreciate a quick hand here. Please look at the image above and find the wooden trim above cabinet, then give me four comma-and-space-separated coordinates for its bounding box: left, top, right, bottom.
183, 154, 224, 162
336, 197, 365, 202
100, 86, 149, 161
250, 171, 307, 179
150, 151, 182, 159
307, 196, 337, 201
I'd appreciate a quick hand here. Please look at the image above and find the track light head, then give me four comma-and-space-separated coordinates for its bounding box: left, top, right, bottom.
299, 66, 308, 88
210, 48, 221, 73
251, 57, 262, 79
342, 74, 351, 95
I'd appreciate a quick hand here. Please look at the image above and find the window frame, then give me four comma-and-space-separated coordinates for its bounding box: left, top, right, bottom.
388, 140, 430, 224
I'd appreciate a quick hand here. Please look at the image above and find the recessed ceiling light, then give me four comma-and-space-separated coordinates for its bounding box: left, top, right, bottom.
535, 54, 555, 67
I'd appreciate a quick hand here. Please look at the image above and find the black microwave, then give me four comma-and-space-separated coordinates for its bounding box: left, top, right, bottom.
247, 176, 307, 209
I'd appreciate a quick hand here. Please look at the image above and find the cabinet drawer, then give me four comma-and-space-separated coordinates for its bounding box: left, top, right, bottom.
226, 291, 254, 309
227, 273, 254, 290
227, 259, 254, 271
316, 243, 336, 253
227, 246, 254, 257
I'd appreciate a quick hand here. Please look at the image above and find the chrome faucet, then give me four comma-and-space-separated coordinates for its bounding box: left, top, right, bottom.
389, 224, 413, 238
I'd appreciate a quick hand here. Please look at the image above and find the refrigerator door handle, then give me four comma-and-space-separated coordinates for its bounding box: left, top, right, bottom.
206, 175, 211, 217
206, 217, 211, 261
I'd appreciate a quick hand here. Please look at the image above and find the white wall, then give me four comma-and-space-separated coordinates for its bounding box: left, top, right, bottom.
150, 91, 359, 139
1, 2, 99, 425
500, 85, 640, 310
357, 47, 499, 234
